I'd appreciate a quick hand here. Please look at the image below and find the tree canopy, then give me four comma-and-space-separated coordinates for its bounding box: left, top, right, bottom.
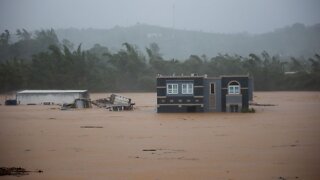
0, 29, 319, 93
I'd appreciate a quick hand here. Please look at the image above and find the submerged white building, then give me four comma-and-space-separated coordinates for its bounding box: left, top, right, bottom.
16, 90, 89, 105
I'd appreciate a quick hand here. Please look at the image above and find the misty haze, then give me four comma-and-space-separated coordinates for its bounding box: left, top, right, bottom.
0, 0, 320, 179
0, 0, 319, 91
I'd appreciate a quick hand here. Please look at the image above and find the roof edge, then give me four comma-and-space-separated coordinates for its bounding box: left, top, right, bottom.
17, 90, 88, 94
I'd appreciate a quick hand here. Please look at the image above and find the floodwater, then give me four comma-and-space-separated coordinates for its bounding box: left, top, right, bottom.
0, 92, 320, 179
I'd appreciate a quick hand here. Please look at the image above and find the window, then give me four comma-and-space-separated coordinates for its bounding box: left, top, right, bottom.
228, 81, 240, 94
182, 83, 193, 94
210, 83, 215, 94
167, 84, 178, 94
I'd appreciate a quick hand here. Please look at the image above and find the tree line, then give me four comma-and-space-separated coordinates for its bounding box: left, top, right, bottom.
0, 29, 319, 93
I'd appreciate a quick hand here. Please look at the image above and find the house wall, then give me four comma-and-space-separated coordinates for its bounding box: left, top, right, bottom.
226, 94, 242, 112
156, 75, 252, 113
157, 76, 204, 112
221, 76, 250, 112
17, 92, 86, 105
203, 79, 221, 112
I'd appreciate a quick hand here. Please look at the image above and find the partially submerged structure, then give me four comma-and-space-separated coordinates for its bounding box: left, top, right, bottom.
16, 90, 89, 105
92, 94, 135, 111
60, 98, 92, 110
156, 74, 253, 112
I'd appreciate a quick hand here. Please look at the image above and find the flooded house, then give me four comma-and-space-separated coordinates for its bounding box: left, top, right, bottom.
156, 74, 253, 112
16, 90, 89, 105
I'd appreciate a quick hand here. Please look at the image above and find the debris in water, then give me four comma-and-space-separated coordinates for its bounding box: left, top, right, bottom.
250, 102, 277, 106
92, 94, 135, 111
0, 167, 43, 176
61, 98, 91, 110
5, 99, 17, 105
80, 126, 103, 128
142, 149, 157, 151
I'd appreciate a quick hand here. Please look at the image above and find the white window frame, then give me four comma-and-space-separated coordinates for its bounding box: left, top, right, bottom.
228, 81, 240, 95
167, 84, 178, 94
182, 83, 193, 94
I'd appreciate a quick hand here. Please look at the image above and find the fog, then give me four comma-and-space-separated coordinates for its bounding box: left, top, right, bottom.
1, 0, 320, 34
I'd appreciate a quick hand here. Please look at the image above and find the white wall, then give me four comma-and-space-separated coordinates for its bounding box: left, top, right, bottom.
17, 93, 83, 105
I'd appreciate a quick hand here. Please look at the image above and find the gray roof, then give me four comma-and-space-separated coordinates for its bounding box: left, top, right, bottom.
17, 90, 88, 94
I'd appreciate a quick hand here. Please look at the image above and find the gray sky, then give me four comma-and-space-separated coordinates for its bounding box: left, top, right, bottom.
0, 0, 319, 34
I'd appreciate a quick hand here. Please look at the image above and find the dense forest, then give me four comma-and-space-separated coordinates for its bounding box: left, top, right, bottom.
0, 28, 319, 93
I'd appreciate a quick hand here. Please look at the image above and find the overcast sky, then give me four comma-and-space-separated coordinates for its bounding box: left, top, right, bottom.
0, 0, 319, 34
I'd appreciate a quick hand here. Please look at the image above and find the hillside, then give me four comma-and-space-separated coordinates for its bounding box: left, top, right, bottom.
55, 23, 320, 59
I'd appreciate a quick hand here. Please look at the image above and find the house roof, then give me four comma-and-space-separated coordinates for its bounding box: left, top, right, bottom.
157, 74, 250, 79
219, 75, 250, 78
17, 90, 88, 94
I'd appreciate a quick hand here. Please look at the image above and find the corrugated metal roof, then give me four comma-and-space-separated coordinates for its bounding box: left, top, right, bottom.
17, 90, 88, 94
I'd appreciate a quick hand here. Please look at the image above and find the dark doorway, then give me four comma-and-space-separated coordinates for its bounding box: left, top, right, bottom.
230, 105, 239, 112
187, 106, 197, 112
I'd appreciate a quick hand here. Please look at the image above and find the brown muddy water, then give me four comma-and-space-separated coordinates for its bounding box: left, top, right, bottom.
0, 92, 320, 179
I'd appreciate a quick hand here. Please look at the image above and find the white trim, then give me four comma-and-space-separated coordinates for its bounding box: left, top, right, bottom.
158, 104, 204, 106
166, 84, 178, 94
18, 90, 87, 94
222, 87, 248, 89
182, 83, 193, 94
157, 96, 167, 98
194, 96, 204, 98
220, 75, 249, 78
228, 81, 241, 95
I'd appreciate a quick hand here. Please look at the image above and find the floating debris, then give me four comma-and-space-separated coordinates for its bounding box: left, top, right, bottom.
80, 126, 103, 128
5, 99, 17, 105
0, 167, 43, 176
142, 149, 157, 151
92, 94, 135, 111
61, 98, 91, 110
250, 102, 277, 106
272, 144, 298, 148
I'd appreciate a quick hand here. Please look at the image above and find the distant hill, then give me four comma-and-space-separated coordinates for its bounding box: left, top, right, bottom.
55, 23, 320, 59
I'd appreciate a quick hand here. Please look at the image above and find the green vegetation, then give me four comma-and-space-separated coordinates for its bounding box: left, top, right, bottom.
0, 29, 320, 92
241, 108, 256, 113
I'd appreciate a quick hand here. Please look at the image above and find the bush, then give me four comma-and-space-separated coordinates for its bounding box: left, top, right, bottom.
241, 107, 256, 113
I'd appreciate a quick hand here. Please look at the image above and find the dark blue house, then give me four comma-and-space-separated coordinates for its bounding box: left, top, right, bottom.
156, 74, 254, 112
